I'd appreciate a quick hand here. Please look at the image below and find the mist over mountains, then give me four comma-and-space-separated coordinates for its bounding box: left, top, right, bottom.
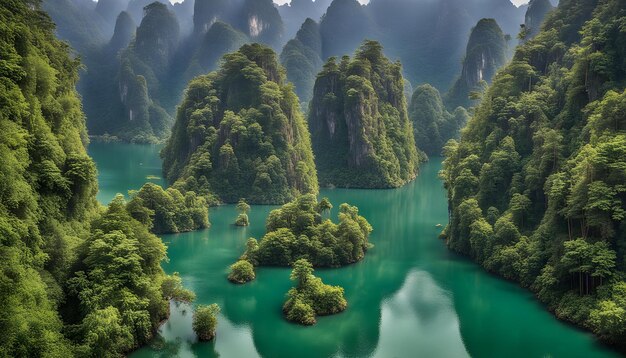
43, 0, 538, 142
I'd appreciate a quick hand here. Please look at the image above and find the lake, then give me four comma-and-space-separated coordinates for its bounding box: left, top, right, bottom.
88, 142, 619, 358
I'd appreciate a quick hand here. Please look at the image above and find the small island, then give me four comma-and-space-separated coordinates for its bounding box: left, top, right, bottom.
228, 260, 256, 284
193, 304, 221, 341
240, 194, 372, 268
234, 199, 250, 226
283, 259, 347, 325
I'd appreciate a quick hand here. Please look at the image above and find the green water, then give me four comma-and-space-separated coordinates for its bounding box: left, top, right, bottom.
88, 143, 620, 358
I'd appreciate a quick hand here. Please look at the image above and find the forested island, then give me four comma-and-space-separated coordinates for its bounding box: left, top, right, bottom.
161, 44, 318, 204
283, 259, 347, 325
441, 0, 626, 346
236, 194, 372, 268
309, 41, 421, 188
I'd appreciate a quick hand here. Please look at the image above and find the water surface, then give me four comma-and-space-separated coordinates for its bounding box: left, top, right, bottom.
89, 143, 619, 358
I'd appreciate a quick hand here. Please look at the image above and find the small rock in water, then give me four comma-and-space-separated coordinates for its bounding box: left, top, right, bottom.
435, 224, 442, 227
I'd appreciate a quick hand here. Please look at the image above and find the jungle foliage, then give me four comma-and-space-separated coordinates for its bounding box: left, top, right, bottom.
309, 40, 421, 188
162, 44, 319, 204
441, 0, 626, 346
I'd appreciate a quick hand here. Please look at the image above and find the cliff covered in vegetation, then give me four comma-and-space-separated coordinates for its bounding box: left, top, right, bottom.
0, 1, 192, 356
446, 18, 509, 109
309, 40, 421, 188
441, 0, 626, 347
162, 44, 318, 204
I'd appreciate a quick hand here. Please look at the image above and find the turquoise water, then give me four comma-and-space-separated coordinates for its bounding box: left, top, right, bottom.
88, 143, 619, 358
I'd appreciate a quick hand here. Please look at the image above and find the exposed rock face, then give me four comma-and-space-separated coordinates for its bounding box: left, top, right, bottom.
309, 41, 421, 188
445, 18, 508, 109
193, 0, 283, 48
319, 0, 374, 59
238, 0, 283, 47
162, 44, 318, 204
520, 0, 554, 42
115, 2, 180, 142
109, 11, 136, 53
134, 2, 180, 74
280, 18, 323, 103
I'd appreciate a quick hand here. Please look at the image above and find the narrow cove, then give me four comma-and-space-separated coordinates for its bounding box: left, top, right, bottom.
89, 142, 619, 358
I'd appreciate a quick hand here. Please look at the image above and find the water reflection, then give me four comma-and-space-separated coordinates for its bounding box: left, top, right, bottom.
85, 146, 617, 358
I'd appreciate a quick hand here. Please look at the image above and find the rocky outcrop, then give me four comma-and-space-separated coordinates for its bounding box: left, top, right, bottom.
520, 0, 554, 43
280, 18, 322, 103
193, 0, 283, 48
309, 40, 421, 188
445, 18, 508, 109
109, 11, 136, 53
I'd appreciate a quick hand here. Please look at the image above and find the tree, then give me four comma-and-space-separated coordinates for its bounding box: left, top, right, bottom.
193, 304, 221, 341
235, 199, 251, 226
162, 273, 196, 302
317, 197, 333, 216
81, 307, 134, 357
228, 260, 256, 284
282, 259, 347, 325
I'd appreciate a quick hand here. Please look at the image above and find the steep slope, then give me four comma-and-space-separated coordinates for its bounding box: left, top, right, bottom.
446, 18, 509, 109
409, 84, 469, 156
309, 40, 421, 188
319, 0, 375, 59
0, 1, 190, 356
162, 44, 318, 204
441, 0, 626, 346
193, 0, 284, 48
95, 0, 129, 25
186, 21, 249, 77
277, 0, 332, 39
108, 10, 136, 53
519, 0, 555, 42
117, 2, 180, 142
280, 18, 323, 104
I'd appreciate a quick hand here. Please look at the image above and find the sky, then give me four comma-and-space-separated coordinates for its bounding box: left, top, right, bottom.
169, 0, 530, 6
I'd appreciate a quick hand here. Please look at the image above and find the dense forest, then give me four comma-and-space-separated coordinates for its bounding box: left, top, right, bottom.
441, 0, 626, 346
309, 40, 421, 188
0, 1, 194, 356
161, 44, 318, 204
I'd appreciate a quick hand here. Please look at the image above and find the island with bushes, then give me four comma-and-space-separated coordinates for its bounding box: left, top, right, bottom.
236, 194, 372, 270
283, 259, 347, 325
